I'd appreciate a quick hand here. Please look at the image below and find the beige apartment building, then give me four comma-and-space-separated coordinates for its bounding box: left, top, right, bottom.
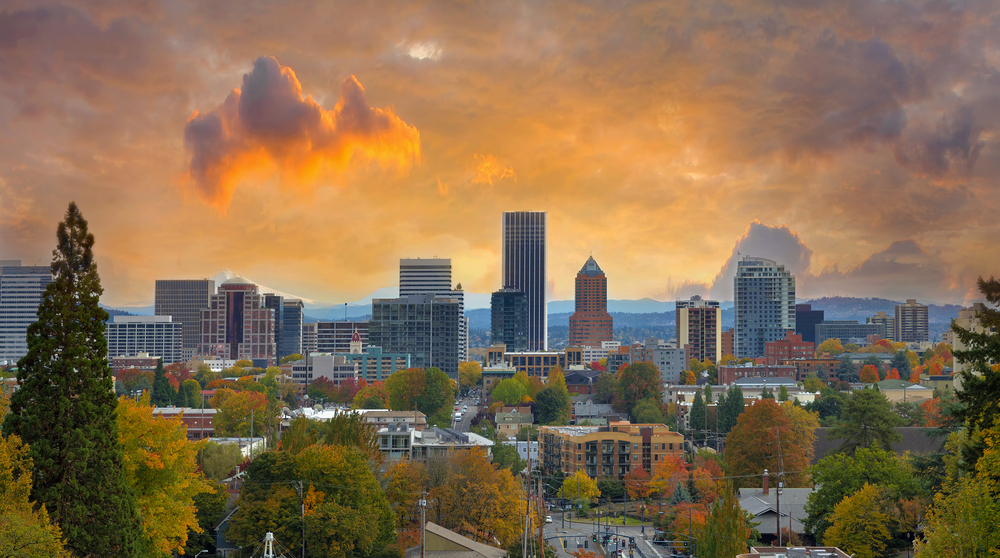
539, 421, 684, 479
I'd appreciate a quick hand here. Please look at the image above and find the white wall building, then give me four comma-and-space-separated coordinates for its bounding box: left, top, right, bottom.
106, 315, 183, 364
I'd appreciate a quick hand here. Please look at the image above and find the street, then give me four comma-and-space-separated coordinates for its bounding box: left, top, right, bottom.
541, 510, 663, 558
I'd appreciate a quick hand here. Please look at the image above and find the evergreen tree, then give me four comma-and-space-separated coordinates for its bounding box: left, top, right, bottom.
696, 482, 752, 558
952, 275, 1000, 471
828, 387, 902, 455
151, 358, 176, 407
1, 202, 144, 557
761, 387, 775, 399
890, 350, 912, 377
778, 385, 789, 402
718, 385, 745, 434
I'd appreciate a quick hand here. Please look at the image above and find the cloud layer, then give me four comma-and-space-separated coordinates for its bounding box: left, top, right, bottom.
0, 0, 998, 306
184, 56, 420, 210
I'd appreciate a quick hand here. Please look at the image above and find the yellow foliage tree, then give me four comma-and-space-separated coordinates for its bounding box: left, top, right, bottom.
558, 469, 601, 503
0, 397, 70, 557
432, 449, 528, 547
118, 394, 214, 555
822, 483, 892, 558
815, 338, 844, 357
458, 361, 483, 394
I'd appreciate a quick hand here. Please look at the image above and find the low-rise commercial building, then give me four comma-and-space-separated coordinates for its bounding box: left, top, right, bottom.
539, 421, 684, 478
482, 365, 517, 392
718, 364, 796, 385
378, 424, 494, 464
764, 331, 814, 366
152, 406, 216, 440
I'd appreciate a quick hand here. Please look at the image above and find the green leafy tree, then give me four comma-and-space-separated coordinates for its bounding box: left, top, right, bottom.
536, 385, 571, 425
1, 202, 144, 557
229, 446, 395, 557
200, 441, 245, 481
916, 476, 1000, 557
385, 367, 453, 426
617, 362, 662, 416
492, 378, 528, 406
177, 378, 202, 408
633, 396, 665, 424
951, 275, 1000, 471
593, 372, 618, 404
556, 469, 600, 504
804, 447, 922, 542
822, 483, 894, 558
492, 443, 527, 474
598, 478, 625, 500
151, 358, 176, 407
696, 482, 750, 558
828, 387, 902, 455
778, 385, 789, 402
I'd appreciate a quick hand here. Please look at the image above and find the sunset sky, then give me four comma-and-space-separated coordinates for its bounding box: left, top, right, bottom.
1, 0, 998, 307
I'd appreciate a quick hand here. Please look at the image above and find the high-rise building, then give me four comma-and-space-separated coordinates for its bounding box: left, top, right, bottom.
733, 256, 796, 358
502, 211, 547, 351
952, 304, 997, 376
316, 320, 369, 353
895, 299, 929, 343
398, 258, 467, 361
399, 258, 452, 297
263, 293, 284, 358
106, 315, 182, 364
866, 311, 896, 342
795, 304, 825, 344
155, 279, 216, 360
676, 295, 721, 364
369, 294, 461, 378
197, 277, 277, 366
568, 256, 613, 348
491, 288, 528, 351
282, 299, 304, 359
0, 261, 53, 364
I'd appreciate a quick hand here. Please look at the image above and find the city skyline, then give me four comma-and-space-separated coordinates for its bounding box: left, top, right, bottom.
2, 2, 999, 307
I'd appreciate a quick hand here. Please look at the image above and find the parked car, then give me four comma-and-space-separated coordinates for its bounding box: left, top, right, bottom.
545, 516, 552, 524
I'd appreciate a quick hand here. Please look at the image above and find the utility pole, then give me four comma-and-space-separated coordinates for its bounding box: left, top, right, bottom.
538, 477, 545, 558
775, 426, 781, 547
421, 491, 428, 558
294, 480, 305, 558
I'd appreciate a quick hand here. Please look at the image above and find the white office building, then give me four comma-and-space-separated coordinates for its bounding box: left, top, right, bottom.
106, 315, 183, 364
734, 256, 796, 358
0, 261, 53, 364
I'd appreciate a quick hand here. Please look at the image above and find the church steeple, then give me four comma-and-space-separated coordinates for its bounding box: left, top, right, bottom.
350, 328, 363, 354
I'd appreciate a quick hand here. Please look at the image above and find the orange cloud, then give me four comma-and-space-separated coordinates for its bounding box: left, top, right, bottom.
183, 56, 421, 211
471, 153, 516, 185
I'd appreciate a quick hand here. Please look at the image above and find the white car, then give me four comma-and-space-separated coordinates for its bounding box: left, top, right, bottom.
545, 515, 552, 524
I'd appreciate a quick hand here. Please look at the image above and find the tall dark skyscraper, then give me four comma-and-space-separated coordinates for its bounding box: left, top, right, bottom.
154, 279, 215, 360
795, 304, 824, 344
502, 211, 547, 351
491, 288, 528, 351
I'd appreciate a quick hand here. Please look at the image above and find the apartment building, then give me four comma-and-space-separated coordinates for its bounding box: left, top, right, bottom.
539, 421, 684, 479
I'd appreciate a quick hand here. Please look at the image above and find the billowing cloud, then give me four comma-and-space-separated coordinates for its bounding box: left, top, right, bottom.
183, 56, 421, 210
687, 221, 958, 303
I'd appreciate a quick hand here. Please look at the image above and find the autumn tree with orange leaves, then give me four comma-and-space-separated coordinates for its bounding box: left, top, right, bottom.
625, 466, 652, 500
860, 364, 880, 383
726, 399, 819, 489
885, 368, 901, 380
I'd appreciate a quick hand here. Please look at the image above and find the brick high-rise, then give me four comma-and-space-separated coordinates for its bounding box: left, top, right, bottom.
568, 256, 613, 348
197, 277, 276, 366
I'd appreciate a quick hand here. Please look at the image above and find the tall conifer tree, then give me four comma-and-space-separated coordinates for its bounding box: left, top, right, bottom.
1, 202, 144, 557
151, 358, 175, 406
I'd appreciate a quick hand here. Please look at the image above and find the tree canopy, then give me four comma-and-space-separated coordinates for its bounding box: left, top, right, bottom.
828, 387, 902, 455
725, 399, 819, 489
